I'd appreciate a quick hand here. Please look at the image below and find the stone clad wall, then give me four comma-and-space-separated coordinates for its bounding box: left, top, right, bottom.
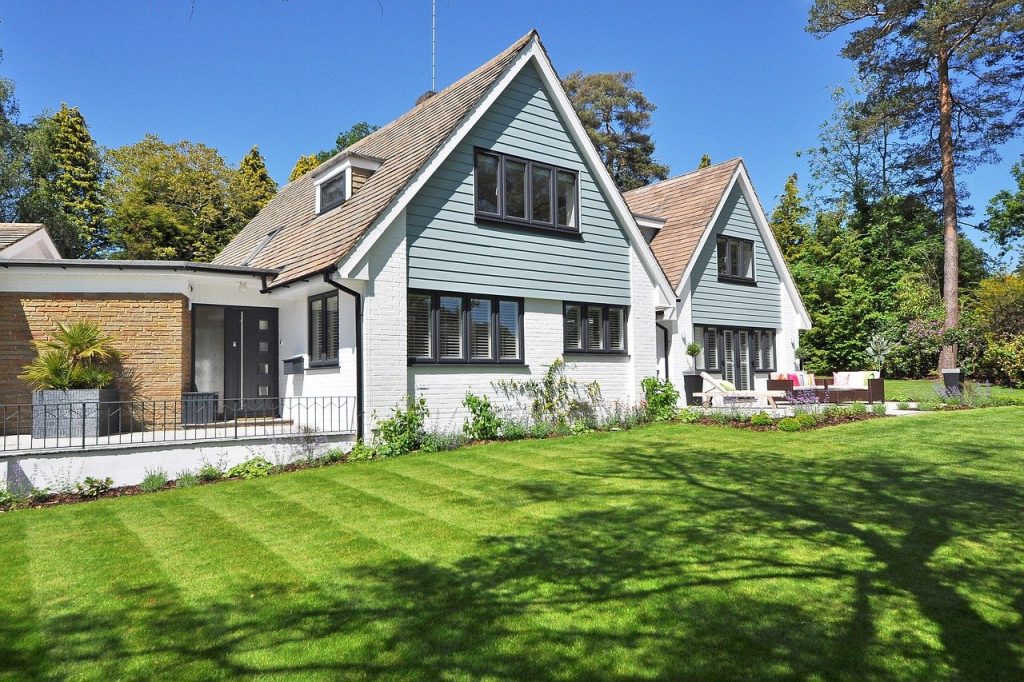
0, 293, 190, 408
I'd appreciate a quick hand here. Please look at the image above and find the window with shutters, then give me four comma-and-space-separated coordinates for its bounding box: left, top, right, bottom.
407, 290, 523, 364
474, 148, 578, 232
694, 325, 776, 377
308, 291, 339, 367
564, 302, 628, 354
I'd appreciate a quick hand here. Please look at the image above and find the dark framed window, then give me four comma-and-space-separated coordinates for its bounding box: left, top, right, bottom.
408, 289, 524, 364
474, 148, 578, 232
318, 171, 347, 214
308, 292, 340, 367
694, 325, 776, 388
563, 302, 628, 354
716, 236, 755, 283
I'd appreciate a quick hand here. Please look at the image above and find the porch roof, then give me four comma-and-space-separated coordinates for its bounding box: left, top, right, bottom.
0, 259, 279, 278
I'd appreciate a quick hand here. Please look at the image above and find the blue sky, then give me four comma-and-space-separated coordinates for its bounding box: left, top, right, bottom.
2, 1, 1020, 255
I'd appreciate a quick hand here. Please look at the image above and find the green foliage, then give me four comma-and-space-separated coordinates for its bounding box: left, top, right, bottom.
174, 470, 200, 489
697, 154, 712, 169
984, 154, 1024, 267
495, 359, 601, 426
373, 397, 429, 458
871, 403, 888, 416
529, 421, 554, 439
562, 71, 669, 190
0, 54, 27, 223
750, 412, 774, 427
795, 413, 817, 429
139, 469, 168, 492
770, 174, 811, 261
18, 103, 105, 257
462, 393, 502, 441
347, 440, 376, 462
897, 401, 911, 411
499, 420, 529, 441
230, 145, 276, 222
685, 342, 702, 358
677, 408, 701, 424
19, 321, 120, 390
641, 376, 679, 421
75, 476, 113, 498
290, 122, 380, 180
227, 457, 274, 480
288, 154, 319, 181
197, 462, 224, 482
778, 417, 802, 432
321, 448, 347, 464
421, 431, 467, 453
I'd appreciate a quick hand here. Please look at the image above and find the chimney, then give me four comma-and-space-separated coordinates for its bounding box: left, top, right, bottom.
416, 90, 437, 105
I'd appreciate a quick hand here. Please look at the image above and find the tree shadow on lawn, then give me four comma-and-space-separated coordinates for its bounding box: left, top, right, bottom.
4, 432, 1024, 680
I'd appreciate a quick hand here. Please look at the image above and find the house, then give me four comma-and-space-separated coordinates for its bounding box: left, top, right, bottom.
0, 30, 807, 465
624, 160, 811, 393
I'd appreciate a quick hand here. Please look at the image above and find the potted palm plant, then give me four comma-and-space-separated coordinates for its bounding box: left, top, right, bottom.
684, 342, 703, 406
19, 321, 122, 439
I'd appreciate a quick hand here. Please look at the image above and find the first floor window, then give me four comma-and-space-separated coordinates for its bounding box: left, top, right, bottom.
717, 236, 755, 282
474, 148, 579, 231
407, 290, 523, 364
309, 292, 339, 366
694, 325, 776, 382
318, 171, 346, 213
564, 302, 628, 354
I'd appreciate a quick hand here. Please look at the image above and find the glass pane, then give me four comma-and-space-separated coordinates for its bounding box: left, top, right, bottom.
439, 295, 464, 359
693, 326, 705, 368
504, 158, 527, 219
320, 173, 346, 211
407, 293, 432, 358
531, 165, 552, 223
722, 331, 735, 382
608, 307, 625, 351
564, 304, 582, 351
763, 331, 774, 368
738, 332, 750, 390
705, 328, 718, 370
475, 152, 499, 214
587, 306, 604, 351
258, 363, 270, 375
325, 294, 339, 360
717, 238, 728, 276
258, 319, 269, 331
469, 298, 493, 359
556, 171, 577, 227
730, 241, 740, 278
752, 331, 762, 370
258, 385, 270, 397
310, 299, 323, 361
741, 243, 754, 278
498, 300, 520, 360
259, 341, 269, 353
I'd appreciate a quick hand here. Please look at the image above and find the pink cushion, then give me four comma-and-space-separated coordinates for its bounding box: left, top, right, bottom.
787, 373, 800, 386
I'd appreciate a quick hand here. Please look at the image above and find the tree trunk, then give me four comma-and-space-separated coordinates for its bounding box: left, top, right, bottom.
936, 48, 959, 371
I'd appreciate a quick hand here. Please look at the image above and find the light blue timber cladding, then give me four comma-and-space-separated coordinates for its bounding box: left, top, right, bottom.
405, 62, 632, 304
689, 185, 781, 328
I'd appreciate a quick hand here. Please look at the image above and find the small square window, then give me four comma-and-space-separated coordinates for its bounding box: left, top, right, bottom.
259, 341, 270, 353
258, 319, 269, 331
258, 363, 270, 375
257, 385, 270, 397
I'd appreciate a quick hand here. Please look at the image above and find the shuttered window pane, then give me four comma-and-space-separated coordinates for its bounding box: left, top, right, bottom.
504, 158, 527, 219
408, 293, 432, 358
469, 298, 493, 359
763, 331, 774, 369
556, 171, 577, 227
587, 306, 604, 351
722, 331, 735, 382
319, 173, 346, 212
531, 165, 552, 223
752, 330, 762, 370
564, 304, 582, 351
738, 331, 750, 390
439, 296, 463, 359
325, 294, 339, 361
608, 307, 625, 351
310, 298, 323, 361
705, 327, 718, 370
475, 152, 499, 214
498, 300, 520, 360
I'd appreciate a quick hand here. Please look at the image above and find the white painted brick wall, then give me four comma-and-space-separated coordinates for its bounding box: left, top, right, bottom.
629, 248, 658, 400
778, 284, 801, 374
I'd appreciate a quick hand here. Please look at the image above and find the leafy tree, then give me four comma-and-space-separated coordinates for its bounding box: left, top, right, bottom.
562, 71, 669, 190
808, 1, 1024, 370
18, 104, 105, 257
983, 154, 1024, 268
230, 145, 276, 221
0, 54, 27, 222
104, 135, 241, 262
698, 154, 712, 169
288, 154, 319, 182
769, 174, 811, 261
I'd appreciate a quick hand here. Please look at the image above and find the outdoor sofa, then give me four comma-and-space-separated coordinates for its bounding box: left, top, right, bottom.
768, 371, 885, 404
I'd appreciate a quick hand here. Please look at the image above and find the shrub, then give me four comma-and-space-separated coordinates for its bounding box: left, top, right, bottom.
0, 488, 17, 508
795, 413, 817, 429
421, 431, 467, 453
641, 377, 680, 421
347, 440, 376, 462
677, 408, 701, 424
197, 462, 224, 482
494, 359, 601, 425
140, 469, 168, 492
871, 403, 888, 416
750, 412, 774, 427
778, 417, 801, 432
529, 421, 554, 439
897, 401, 911, 411
462, 393, 502, 441
29, 487, 51, 503
75, 476, 113, 498
500, 419, 529, 440
18, 321, 121, 391
321, 448, 347, 464
227, 457, 273, 480
849, 401, 868, 415
174, 470, 200, 488
374, 397, 429, 458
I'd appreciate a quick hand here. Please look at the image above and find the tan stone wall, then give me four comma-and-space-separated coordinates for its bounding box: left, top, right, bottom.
0, 293, 190, 407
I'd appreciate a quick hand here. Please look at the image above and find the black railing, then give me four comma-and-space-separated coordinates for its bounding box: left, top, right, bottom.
1, 396, 357, 453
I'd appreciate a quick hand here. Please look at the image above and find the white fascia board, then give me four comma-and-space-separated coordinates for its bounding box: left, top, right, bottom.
2, 229, 62, 260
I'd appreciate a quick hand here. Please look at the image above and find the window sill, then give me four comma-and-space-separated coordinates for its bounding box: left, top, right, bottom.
475, 214, 582, 239
716, 275, 757, 286
407, 358, 526, 366
563, 351, 629, 357
308, 361, 339, 369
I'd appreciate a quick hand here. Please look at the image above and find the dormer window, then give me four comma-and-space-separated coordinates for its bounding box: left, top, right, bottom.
318, 172, 347, 214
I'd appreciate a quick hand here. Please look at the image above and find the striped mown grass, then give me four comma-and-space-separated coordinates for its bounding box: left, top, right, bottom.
1, 408, 1023, 680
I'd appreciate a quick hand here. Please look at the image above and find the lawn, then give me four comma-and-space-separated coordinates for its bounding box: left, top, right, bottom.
885, 378, 1024, 404
2, 410, 1023, 680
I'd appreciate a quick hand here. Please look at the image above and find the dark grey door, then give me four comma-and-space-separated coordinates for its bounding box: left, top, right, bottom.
222, 307, 278, 417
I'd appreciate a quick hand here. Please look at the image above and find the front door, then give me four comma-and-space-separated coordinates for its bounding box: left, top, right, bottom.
223, 307, 278, 417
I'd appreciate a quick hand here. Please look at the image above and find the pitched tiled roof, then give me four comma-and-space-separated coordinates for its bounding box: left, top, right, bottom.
622, 159, 742, 288
0, 223, 46, 250
215, 31, 537, 287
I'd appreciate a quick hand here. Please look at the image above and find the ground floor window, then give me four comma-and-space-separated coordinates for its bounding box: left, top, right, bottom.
308, 292, 339, 367
694, 325, 775, 390
408, 290, 523, 364
563, 302, 627, 354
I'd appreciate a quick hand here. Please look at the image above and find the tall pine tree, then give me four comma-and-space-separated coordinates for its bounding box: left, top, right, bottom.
289, 154, 319, 182
769, 174, 811, 261
231, 145, 277, 222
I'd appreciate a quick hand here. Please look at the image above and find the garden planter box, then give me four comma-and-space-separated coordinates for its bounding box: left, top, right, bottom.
31, 389, 120, 439
683, 374, 703, 406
